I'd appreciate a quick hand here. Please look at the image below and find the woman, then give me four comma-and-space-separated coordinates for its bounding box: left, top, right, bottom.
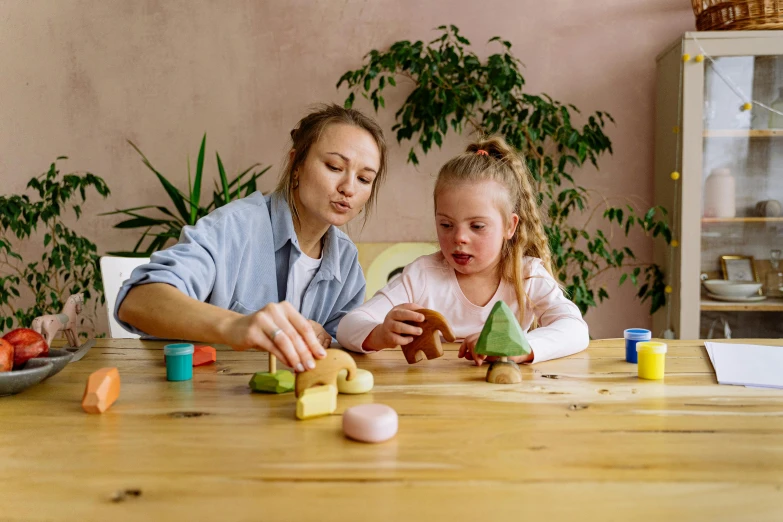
116, 104, 387, 373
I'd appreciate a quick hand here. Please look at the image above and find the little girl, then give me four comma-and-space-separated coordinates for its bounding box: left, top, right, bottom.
336, 137, 589, 364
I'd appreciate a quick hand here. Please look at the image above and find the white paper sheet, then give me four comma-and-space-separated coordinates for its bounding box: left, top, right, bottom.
704, 342, 783, 389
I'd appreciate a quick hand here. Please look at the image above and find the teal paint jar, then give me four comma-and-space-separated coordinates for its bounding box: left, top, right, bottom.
163, 343, 194, 381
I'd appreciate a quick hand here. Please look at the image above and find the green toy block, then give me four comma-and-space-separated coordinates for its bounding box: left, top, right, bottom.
475, 301, 532, 357
249, 370, 295, 394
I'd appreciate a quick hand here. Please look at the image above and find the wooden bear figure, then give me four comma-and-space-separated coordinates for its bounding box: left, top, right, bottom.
401, 309, 456, 364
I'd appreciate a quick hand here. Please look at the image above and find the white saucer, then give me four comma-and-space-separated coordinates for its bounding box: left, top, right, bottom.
706, 292, 766, 302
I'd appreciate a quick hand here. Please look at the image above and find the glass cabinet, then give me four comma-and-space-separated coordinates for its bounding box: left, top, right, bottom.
654, 32, 783, 340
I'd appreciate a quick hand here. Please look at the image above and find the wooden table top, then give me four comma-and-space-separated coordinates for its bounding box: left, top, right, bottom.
2, 338, 783, 521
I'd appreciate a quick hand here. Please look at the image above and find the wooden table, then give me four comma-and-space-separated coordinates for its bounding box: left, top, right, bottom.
2, 339, 783, 521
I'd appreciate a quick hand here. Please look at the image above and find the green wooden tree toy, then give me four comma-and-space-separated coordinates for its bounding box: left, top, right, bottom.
475, 301, 532, 384
249, 354, 295, 394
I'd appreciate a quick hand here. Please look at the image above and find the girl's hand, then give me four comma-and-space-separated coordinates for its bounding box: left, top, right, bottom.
363, 303, 425, 350
458, 333, 535, 366
309, 320, 332, 349
458, 333, 487, 366
224, 301, 327, 372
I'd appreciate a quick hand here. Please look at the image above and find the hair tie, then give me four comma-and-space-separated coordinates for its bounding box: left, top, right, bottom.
476, 149, 489, 156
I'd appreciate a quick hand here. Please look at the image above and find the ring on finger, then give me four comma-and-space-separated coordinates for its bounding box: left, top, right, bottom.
268, 327, 283, 340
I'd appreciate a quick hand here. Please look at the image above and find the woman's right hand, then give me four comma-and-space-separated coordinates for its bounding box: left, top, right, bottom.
363, 303, 425, 350
224, 301, 327, 372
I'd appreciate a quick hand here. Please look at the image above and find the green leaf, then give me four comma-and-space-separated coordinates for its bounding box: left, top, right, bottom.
216, 152, 231, 204
128, 140, 191, 223
190, 134, 206, 225
114, 216, 172, 229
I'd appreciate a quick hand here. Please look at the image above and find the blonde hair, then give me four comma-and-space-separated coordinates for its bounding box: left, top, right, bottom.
434, 136, 555, 323
275, 104, 388, 227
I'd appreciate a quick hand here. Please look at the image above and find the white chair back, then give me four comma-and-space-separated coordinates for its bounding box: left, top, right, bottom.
100, 256, 150, 339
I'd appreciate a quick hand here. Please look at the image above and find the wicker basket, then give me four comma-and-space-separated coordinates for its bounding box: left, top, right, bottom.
692, 0, 783, 30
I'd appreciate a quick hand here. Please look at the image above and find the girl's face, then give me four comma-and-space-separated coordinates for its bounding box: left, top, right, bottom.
435, 180, 519, 277
294, 123, 380, 228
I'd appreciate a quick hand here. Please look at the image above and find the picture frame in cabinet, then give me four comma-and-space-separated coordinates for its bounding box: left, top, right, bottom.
720, 255, 759, 283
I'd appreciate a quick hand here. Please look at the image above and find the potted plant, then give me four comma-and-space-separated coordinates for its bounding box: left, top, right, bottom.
0, 158, 110, 336
104, 134, 270, 256
337, 25, 672, 316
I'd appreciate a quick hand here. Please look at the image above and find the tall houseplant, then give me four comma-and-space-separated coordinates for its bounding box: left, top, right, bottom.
337, 25, 671, 315
104, 134, 270, 256
0, 157, 110, 332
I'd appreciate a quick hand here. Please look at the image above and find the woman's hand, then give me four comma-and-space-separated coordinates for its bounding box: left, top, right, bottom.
309, 320, 332, 349
362, 303, 425, 351
223, 301, 327, 372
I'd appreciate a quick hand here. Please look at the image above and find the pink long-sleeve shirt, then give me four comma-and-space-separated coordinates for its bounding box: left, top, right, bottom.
336, 253, 589, 363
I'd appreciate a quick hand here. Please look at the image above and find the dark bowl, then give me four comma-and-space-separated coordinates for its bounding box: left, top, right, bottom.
0, 358, 54, 397
41, 348, 74, 377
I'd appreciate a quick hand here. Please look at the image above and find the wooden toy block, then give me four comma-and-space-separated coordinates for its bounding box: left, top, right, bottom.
343, 404, 398, 443
249, 370, 295, 394
193, 345, 217, 366
400, 309, 456, 364
82, 367, 120, 414
475, 301, 531, 358
337, 368, 373, 394
295, 384, 337, 420
295, 348, 357, 398
486, 360, 523, 384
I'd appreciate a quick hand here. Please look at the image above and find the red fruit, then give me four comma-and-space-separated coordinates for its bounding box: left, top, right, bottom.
2, 328, 48, 369
0, 339, 12, 372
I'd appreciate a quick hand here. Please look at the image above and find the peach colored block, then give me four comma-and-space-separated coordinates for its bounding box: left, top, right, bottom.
342, 404, 398, 443
82, 367, 120, 414
193, 345, 217, 366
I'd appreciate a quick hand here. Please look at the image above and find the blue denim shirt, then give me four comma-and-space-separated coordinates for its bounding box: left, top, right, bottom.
114, 191, 366, 338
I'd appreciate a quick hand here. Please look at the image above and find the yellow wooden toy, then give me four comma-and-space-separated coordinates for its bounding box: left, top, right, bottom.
295, 384, 337, 420
337, 368, 373, 394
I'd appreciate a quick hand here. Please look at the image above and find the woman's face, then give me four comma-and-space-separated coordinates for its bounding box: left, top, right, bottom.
293, 123, 380, 228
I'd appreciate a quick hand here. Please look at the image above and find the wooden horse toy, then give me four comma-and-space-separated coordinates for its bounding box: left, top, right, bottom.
31, 293, 83, 348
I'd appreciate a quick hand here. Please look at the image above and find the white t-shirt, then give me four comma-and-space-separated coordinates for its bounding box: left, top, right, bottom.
286, 252, 322, 312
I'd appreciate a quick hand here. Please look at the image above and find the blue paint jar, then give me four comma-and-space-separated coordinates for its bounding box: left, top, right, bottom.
163, 343, 194, 381
624, 329, 651, 364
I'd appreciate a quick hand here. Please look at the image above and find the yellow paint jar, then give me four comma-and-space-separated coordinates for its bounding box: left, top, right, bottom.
636, 342, 667, 380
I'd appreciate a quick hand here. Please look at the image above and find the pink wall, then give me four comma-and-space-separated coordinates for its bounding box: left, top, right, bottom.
0, 0, 695, 338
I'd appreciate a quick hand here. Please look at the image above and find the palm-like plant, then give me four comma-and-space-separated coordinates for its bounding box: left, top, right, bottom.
104, 135, 270, 256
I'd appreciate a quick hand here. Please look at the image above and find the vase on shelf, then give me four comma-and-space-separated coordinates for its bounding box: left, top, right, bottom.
703, 168, 736, 218
765, 249, 783, 297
